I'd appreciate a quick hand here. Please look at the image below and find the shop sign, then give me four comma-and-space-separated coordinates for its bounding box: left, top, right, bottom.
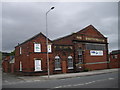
90, 50, 103, 56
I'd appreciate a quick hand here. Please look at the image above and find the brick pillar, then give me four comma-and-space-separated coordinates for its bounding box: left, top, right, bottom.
62, 60, 67, 73
11, 64, 14, 73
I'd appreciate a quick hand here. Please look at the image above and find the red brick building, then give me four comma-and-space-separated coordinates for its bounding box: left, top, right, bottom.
2, 56, 15, 73
14, 25, 109, 75
109, 50, 120, 68
14, 33, 53, 75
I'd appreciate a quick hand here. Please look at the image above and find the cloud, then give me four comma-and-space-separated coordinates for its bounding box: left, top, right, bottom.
2, 2, 118, 52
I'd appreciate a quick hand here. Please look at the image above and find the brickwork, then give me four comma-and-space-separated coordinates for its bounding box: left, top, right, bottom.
13, 25, 109, 75
109, 50, 120, 68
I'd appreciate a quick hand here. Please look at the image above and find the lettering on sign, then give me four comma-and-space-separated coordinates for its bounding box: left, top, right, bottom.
54, 46, 73, 51
85, 37, 105, 42
90, 50, 103, 56
76, 36, 82, 40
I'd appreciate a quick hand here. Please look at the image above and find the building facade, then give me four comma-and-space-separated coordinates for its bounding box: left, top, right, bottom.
109, 50, 120, 68
14, 25, 109, 75
2, 55, 15, 73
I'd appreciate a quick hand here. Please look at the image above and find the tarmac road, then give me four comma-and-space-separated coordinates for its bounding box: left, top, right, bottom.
2, 71, 119, 89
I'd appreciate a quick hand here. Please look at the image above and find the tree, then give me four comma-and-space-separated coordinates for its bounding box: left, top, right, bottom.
9, 50, 15, 56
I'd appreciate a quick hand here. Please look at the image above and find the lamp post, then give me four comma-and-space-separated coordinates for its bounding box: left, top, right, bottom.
46, 7, 54, 78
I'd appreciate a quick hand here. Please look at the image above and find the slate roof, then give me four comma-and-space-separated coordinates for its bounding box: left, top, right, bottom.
110, 50, 120, 55
53, 25, 106, 42
15, 32, 51, 47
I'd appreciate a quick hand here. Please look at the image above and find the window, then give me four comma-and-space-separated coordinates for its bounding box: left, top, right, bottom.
20, 61, 22, 71
34, 43, 41, 52
112, 55, 118, 59
86, 43, 106, 50
68, 56, 73, 69
34, 59, 42, 71
55, 56, 61, 70
20, 47, 22, 54
78, 48, 83, 64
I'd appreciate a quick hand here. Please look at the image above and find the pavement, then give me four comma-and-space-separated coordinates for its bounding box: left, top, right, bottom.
2, 68, 119, 85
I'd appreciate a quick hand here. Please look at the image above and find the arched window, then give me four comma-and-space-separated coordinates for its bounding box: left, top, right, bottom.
68, 56, 73, 69
55, 56, 61, 70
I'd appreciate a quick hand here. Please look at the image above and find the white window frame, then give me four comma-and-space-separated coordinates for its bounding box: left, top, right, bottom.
55, 56, 61, 70
20, 47, 22, 54
68, 56, 74, 69
20, 61, 22, 71
34, 59, 42, 71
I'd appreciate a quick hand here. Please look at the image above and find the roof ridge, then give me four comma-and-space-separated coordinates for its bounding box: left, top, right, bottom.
15, 32, 50, 47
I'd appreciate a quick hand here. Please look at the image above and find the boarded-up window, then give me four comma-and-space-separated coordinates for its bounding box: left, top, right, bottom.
34, 60, 42, 71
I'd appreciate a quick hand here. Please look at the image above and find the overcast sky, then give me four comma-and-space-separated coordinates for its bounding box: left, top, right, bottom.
1, 1, 118, 53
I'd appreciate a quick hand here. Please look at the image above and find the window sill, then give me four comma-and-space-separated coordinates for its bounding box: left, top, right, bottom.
34, 70, 43, 72
55, 68, 61, 70
68, 67, 74, 69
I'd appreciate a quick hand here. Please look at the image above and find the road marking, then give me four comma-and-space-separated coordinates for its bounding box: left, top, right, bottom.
34, 80, 40, 82
54, 86, 63, 88
85, 82, 93, 85
73, 83, 84, 86
96, 79, 107, 82
52, 78, 110, 88
26, 81, 32, 82
108, 78, 115, 80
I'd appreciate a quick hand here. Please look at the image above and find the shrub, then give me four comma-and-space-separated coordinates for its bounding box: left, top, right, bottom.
83, 68, 91, 72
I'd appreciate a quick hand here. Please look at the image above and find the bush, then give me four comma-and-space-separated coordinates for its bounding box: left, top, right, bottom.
83, 68, 91, 72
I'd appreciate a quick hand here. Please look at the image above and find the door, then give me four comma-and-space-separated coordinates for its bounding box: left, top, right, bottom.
34, 60, 42, 71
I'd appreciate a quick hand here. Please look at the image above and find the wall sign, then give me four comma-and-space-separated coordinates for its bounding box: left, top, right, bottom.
34, 43, 41, 52
90, 50, 103, 56
85, 37, 105, 42
54, 45, 73, 51
76, 36, 82, 40
48, 45, 52, 53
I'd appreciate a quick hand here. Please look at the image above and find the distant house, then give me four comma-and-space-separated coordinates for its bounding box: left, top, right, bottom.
2, 52, 10, 60
2, 55, 15, 73
14, 25, 109, 75
109, 50, 120, 68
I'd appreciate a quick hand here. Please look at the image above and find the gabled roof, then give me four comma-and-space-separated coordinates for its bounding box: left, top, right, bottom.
53, 33, 74, 42
16, 32, 51, 47
77, 25, 105, 38
53, 25, 106, 42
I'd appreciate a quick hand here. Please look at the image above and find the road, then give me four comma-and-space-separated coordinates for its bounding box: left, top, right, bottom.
2, 71, 119, 89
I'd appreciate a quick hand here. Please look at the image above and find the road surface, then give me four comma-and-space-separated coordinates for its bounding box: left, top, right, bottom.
2, 71, 119, 89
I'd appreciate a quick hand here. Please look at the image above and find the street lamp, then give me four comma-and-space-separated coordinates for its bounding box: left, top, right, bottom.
46, 7, 54, 78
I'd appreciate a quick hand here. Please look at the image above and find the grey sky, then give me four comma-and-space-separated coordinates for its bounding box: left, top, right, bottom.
1, 2, 118, 52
